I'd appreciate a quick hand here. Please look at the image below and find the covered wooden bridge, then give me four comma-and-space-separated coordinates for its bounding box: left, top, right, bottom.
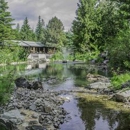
12, 40, 56, 54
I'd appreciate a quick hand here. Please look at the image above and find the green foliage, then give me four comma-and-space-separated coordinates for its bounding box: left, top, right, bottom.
0, 41, 27, 103
51, 51, 64, 61
14, 23, 21, 40
35, 16, 45, 42
0, 0, 15, 42
45, 16, 66, 46
0, 41, 26, 63
64, 31, 73, 47
69, 43, 100, 61
20, 17, 35, 41
108, 26, 130, 69
72, 0, 101, 52
111, 73, 130, 90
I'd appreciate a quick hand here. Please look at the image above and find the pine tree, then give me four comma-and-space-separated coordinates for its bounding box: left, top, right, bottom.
35, 16, 45, 42
46, 16, 65, 45
20, 17, 32, 41
0, 0, 14, 43
16, 23, 20, 32
72, 0, 99, 53
14, 23, 21, 40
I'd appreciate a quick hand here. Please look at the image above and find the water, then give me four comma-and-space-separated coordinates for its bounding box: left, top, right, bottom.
1, 62, 130, 130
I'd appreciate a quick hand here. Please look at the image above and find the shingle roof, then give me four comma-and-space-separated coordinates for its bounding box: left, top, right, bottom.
10, 40, 44, 47
2, 40, 56, 48
23, 41, 44, 47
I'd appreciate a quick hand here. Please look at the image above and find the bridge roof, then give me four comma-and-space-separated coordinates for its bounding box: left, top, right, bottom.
2, 40, 57, 48
12, 40, 44, 47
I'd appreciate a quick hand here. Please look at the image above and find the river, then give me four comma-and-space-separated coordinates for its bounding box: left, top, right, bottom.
0, 62, 130, 130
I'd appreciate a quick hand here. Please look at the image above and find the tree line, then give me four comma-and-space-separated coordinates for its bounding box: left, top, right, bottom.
1, 0, 130, 70
71, 0, 130, 70
14, 16, 66, 45
0, 0, 66, 46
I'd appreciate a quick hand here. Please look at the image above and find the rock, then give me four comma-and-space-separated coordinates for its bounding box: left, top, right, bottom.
62, 60, 67, 63
32, 113, 39, 119
87, 73, 109, 83
89, 82, 111, 90
26, 125, 47, 130
28, 120, 39, 125
15, 77, 31, 88
115, 90, 130, 102
0, 118, 16, 130
1, 109, 24, 125
121, 80, 130, 89
103, 60, 109, 65
32, 81, 43, 90
1, 85, 66, 130
44, 105, 52, 113
29, 104, 37, 111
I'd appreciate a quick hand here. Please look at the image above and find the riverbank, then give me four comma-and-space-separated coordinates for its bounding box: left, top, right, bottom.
0, 86, 67, 130
1, 62, 130, 130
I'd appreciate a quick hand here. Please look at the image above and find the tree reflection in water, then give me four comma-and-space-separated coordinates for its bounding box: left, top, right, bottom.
78, 95, 130, 130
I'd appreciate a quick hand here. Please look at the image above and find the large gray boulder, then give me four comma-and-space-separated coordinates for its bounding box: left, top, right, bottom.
114, 90, 130, 102
1, 109, 24, 125
89, 82, 111, 89
87, 73, 109, 83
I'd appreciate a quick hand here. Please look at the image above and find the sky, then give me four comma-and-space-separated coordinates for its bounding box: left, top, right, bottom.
7, 0, 79, 31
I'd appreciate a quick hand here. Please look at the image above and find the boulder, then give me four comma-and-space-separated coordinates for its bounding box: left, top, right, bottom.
121, 80, 130, 89
15, 77, 31, 88
87, 73, 109, 83
32, 81, 43, 90
115, 90, 130, 102
26, 125, 47, 130
15, 77, 43, 90
89, 82, 111, 90
1, 109, 24, 125
0, 118, 16, 130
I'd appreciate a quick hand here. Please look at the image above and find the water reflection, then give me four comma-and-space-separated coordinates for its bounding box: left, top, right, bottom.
78, 95, 130, 130
1, 63, 130, 130
26, 62, 48, 70
0, 124, 7, 130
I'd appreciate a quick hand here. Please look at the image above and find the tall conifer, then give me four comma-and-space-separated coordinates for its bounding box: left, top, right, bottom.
0, 0, 14, 43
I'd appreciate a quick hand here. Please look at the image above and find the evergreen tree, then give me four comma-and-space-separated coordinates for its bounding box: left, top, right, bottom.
72, 0, 121, 52
35, 16, 45, 42
72, 0, 99, 53
0, 0, 14, 43
20, 17, 32, 41
30, 28, 37, 41
45, 16, 65, 46
16, 23, 20, 32
14, 23, 21, 40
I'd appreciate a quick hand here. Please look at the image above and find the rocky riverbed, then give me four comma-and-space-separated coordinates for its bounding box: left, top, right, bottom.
1, 65, 130, 130
0, 85, 67, 130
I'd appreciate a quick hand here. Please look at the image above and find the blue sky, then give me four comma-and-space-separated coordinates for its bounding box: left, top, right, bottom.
7, 0, 78, 31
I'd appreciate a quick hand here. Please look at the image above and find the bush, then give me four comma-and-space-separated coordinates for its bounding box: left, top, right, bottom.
111, 73, 130, 90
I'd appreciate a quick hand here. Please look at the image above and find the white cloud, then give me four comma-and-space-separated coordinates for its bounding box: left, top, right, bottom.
7, 0, 78, 30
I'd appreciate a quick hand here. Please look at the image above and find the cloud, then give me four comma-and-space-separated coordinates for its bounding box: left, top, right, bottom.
7, 0, 79, 30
